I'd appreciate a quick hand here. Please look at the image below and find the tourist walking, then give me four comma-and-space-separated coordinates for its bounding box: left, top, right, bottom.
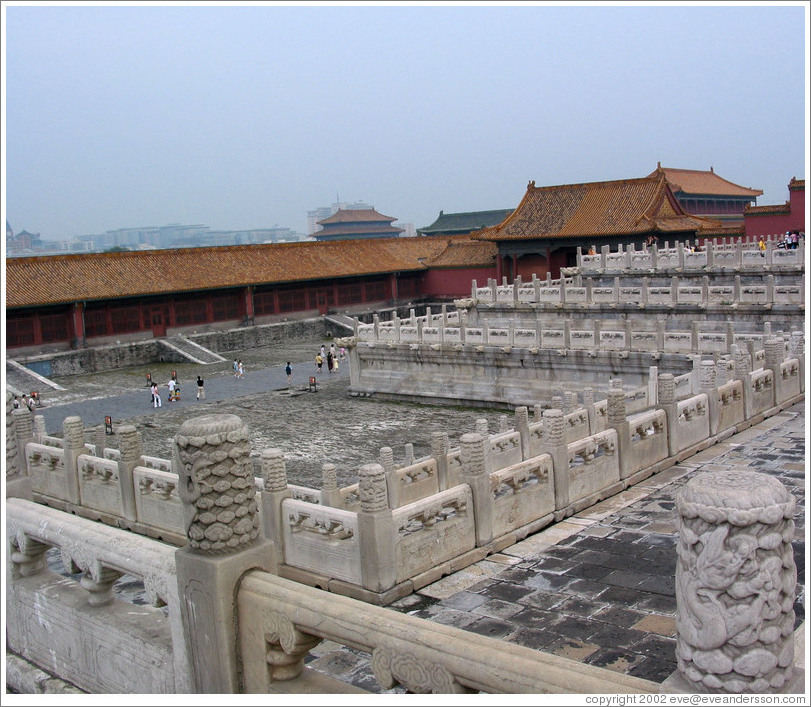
285, 362, 292, 386
327, 351, 334, 373
196, 375, 205, 400
758, 236, 766, 256
167, 377, 179, 401
236, 360, 245, 379
151, 382, 162, 408
316, 353, 323, 373
233, 359, 239, 376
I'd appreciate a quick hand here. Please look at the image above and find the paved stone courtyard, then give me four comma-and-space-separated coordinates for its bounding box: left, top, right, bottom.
26, 334, 807, 694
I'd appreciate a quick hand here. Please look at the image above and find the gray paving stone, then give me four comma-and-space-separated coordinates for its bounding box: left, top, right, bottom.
439, 590, 489, 611
472, 598, 525, 620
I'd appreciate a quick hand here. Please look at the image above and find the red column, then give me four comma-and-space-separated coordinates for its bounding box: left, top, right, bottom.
72, 302, 86, 348
243, 286, 254, 324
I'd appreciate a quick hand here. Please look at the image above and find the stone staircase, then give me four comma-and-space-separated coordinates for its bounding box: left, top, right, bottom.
157, 336, 227, 365
5, 359, 65, 396
324, 313, 356, 335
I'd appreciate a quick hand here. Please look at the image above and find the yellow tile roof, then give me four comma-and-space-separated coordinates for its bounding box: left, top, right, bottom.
424, 239, 498, 268
317, 208, 397, 224
5, 237, 455, 309
474, 175, 720, 242
648, 165, 763, 197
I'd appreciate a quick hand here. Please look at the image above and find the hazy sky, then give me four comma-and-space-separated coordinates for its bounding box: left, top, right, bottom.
3, 1, 808, 240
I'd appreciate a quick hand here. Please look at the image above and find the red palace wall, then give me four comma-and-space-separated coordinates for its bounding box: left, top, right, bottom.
744, 183, 805, 239
421, 267, 498, 298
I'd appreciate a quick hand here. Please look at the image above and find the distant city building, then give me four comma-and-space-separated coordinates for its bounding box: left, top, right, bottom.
5, 223, 45, 256
312, 208, 405, 242
394, 222, 417, 238
418, 209, 514, 238
307, 200, 374, 235
648, 164, 762, 226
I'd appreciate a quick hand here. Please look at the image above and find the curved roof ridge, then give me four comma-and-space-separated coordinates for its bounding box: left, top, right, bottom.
650, 165, 763, 197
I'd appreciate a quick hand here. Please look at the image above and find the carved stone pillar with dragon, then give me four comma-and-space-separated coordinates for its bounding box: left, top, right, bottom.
672, 469, 801, 694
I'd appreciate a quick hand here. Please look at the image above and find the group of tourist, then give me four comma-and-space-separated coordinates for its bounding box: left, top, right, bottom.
12, 392, 41, 412
315, 343, 345, 374
779, 230, 803, 249
233, 359, 245, 378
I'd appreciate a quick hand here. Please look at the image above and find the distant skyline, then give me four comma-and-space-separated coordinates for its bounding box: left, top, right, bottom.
3, 1, 808, 242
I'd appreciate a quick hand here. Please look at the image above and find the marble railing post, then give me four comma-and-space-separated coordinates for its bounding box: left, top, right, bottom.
62, 416, 86, 506
677, 241, 685, 269
789, 331, 804, 392
475, 418, 489, 437
688, 354, 702, 395
460, 433, 494, 547
542, 409, 569, 511
691, 322, 700, 354
116, 424, 141, 521
612, 276, 620, 304
641, 277, 649, 306
648, 366, 659, 407
512, 275, 521, 303
731, 344, 754, 419
705, 241, 714, 268
13, 407, 35, 476
764, 338, 785, 405
393, 314, 401, 343
470, 279, 478, 300
701, 276, 709, 307
514, 406, 530, 460
93, 424, 108, 460
32, 414, 47, 443
489, 279, 498, 302
658, 374, 679, 456
404, 443, 415, 466
607, 389, 631, 480
674, 470, 798, 694
671, 276, 679, 306
498, 415, 509, 434
358, 463, 396, 593
582, 388, 596, 434
733, 241, 743, 268
7, 396, 32, 500
563, 320, 571, 349
431, 431, 450, 491
766, 274, 775, 304
733, 275, 742, 302
650, 242, 658, 269
600, 244, 609, 270
320, 462, 342, 508
699, 361, 719, 435
174, 414, 274, 693
259, 448, 293, 551
380, 446, 398, 509
563, 391, 577, 415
